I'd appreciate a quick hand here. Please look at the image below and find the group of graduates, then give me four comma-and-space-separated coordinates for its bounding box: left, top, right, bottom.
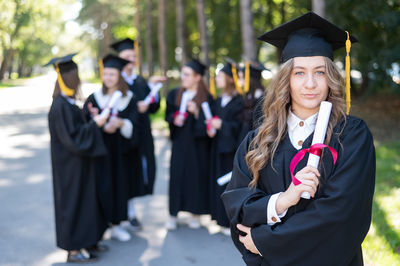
165, 57, 266, 235
47, 10, 376, 266
48, 39, 165, 263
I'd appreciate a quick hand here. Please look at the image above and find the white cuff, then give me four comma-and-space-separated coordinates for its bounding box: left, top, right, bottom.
120, 119, 133, 139
267, 192, 287, 225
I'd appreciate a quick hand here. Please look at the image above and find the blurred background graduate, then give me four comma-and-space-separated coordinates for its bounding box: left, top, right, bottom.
165, 59, 213, 230
207, 59, 243, 235
84, 54, 140, 242
110, 38, 166, 230
47, 54, 109, 263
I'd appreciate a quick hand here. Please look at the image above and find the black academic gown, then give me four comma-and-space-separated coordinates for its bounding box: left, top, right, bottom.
165, 88, 213, 216
84, 91, 140, 224
222, 116, 375, 266
209, 95, 244, 227
48, 95, 108, 251
126, 75, 159, 197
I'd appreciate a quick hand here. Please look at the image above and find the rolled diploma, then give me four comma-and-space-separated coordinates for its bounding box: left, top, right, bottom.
179, 92, 189, 115
301, 101, 332, 199
143, 82, 162, 105
100, 90, 123, 119
201, 102, 216, 134
217, 171, 232, 186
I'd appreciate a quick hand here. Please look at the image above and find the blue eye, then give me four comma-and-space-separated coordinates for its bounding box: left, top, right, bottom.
294, 72, 304, 76
316, 71, 325, 75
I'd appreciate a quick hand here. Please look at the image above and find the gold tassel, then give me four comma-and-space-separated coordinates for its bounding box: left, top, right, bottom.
55, 64, 74, 97
244, 61, 250, 94
134, 40, 141, 71
232, 64, 243, 95
99, 59, 104, 82
209, 67, 217, 99
345, 31, 352, 115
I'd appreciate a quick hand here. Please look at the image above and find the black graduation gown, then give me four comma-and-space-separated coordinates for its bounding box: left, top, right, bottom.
222, 116, 376, 266
209, 95, 244, 227
127, 75, 159, 197
48, 95, 108, 251
238, 93, 263, 145
84, 91, 140, 224
165, 88, 213, 216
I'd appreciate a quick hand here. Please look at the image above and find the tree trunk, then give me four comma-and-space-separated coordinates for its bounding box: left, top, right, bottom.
158, 0, 168, 96
240, 0, 257, 62
312, 0, 326, 18
0, 49, 15, 81
145, 0, 154, 76
134, 0, 142, 75
176, 0, 187, 66
276, 1, 286, 62
195, 0, 209, 67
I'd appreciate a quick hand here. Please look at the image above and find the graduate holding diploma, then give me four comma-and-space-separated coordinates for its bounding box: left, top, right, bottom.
165, 59, 213, 230
222, 12, 376, 266
207, 59, 244, 235
47, 54, 109, 263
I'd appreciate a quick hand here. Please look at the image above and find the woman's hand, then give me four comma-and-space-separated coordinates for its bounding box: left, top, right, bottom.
87, 102, 99, 117
173, 115, 185, 127
187, 101, 199, 118
237, 224, 259, 255
93, 114, 108, 127
137, 100, 149, 113
148, 75, 167, 84
276, 166, 320, 214
211, 117, 222, 130
103, 117, 124, 133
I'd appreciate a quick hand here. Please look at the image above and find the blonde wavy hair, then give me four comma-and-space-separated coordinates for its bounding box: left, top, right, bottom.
247, 57, 346, 188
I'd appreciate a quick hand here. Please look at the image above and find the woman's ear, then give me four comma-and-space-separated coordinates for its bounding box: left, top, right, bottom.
194, 73, 202, 83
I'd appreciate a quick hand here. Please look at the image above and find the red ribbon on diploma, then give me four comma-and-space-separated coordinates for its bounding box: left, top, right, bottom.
207, 116, 220, 132
290, 143, 338, 186
173, 111, 188, 120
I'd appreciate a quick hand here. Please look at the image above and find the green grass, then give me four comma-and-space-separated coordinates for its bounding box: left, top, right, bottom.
150, 97, 168, 129
363, 141, 400, 265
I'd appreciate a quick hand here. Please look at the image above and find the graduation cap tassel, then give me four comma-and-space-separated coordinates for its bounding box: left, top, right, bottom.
232, 64, 243, 95
244, 61, 250, 94
55, 63, 74, 97
99, 59, 104, 82
209, 67, 217, 99
345, 31, 352, 115
134, 40, 141, 72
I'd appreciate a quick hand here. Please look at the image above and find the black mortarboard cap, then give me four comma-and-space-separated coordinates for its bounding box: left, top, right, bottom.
102, 54, 130, 71
220, 57, 238, 78
110, 38, 137, 53
240, 61, 267, 80
258, 12, 358, 62
185, 58, 207, 76
44, 53, 78, 73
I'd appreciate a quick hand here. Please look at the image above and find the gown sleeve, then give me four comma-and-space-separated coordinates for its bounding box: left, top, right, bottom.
223, 118, 376, 265
49, 98, 107, 157
218, 97, 244, 153
165, 89, 179, 138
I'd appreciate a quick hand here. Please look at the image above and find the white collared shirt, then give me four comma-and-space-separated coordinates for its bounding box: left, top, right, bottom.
266, 108, 318, 225
221, 94, 232, 108
121, 71, 138, 86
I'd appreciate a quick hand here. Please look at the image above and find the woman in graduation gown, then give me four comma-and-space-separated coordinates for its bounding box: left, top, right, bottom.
110, 38, 166, 229
47, 54, 109, 263
83, 54, 140, 242
207, 60, 244, 235
237, 62, 266, 143
222, 12, 375, 266
165, 59, 213, 230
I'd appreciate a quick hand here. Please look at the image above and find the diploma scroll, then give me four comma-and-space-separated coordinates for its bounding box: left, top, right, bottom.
217, 171, 232, 186
301, 101, 332, 199
100, 90, 123, 119
143, 82, 162, 105
201, 101, 216, 135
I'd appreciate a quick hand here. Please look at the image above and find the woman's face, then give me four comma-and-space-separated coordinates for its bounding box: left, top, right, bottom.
181, 66, 200, 89
290, 56, 329, 118
215, 71, 227, 89
119, 49, 136, 73
103, 68, 120, 90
